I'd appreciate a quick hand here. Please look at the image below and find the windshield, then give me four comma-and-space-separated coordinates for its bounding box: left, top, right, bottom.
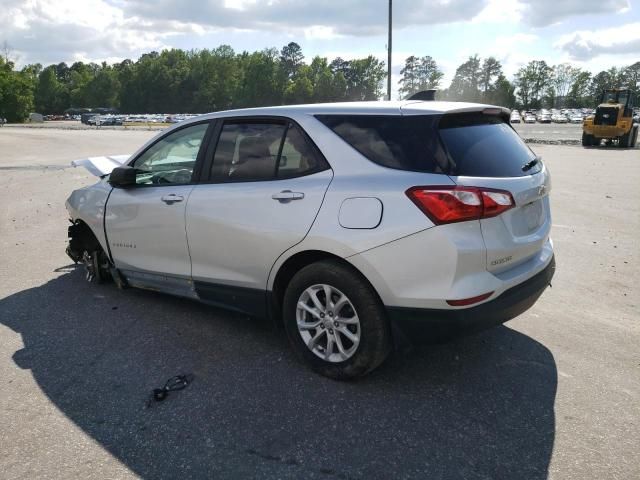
603, 91, 628, 105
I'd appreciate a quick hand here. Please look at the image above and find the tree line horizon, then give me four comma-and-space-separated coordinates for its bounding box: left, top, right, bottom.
0, 41, 638, 122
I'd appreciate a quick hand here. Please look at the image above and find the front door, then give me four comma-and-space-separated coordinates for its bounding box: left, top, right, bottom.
105, 122, 211, 293
186, 118, 333, 314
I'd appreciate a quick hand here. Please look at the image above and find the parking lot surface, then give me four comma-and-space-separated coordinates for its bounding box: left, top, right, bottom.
1, 127, 638, 479
513, 122, 583, 142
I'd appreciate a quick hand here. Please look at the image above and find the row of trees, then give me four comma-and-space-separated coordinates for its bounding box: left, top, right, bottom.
1, 41, 638, 121
400, 54, 640, 109
1, 43, 386, 120
514, 61, 639, 109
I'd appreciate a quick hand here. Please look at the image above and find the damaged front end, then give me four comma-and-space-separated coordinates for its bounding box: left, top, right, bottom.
66, 220, 112, 283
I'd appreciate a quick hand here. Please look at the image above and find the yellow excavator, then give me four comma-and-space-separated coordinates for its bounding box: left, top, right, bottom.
582, 88, 638, 147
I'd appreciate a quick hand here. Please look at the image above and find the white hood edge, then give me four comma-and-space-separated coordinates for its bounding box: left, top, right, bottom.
71, 154, 131, 177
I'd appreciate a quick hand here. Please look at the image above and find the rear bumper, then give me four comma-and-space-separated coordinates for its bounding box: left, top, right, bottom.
387, 255, 555, 344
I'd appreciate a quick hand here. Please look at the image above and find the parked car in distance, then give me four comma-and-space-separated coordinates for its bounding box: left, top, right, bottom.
66, 101, 555, 379
524, 114, 536, 123
537, 110, 552, 123
569, 113, 583, 124
510, 111, 522, 123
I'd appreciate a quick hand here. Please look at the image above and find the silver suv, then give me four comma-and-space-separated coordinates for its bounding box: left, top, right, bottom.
66, 101, 555, 379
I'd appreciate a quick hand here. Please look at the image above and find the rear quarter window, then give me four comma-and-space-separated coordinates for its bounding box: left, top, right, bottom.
315, 115, 451, 174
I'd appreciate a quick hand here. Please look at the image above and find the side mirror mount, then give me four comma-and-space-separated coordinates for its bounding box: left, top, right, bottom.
108, 166, 137, 188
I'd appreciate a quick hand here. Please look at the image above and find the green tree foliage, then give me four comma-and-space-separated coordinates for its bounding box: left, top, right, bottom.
398, 55, 443, 99
343, 56, 387, 100
447, 55, 483, 102
491, 74, 516, 107
1, 40, 637, 121
0, 43, 387, 120
479, 57, 502, 96
514, 60, 553, 109
565, 71, 591, 107
0, 57, 35, 121
551, 63, 582, 107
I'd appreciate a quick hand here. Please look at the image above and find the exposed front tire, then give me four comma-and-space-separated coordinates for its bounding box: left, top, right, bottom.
82, 249, 111, 283
581, 132, 592, 146
283, 260, 391, 380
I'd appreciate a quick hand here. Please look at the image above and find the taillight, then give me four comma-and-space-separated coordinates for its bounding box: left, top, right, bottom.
406, 186, 514, 224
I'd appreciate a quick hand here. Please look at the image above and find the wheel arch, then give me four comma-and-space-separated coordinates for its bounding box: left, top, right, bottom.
66, 218, 108, 262
269, 249, 385, 326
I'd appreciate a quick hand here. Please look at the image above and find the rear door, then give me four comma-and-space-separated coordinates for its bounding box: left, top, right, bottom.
186, 117, 333, 314
437, 112, 552, 273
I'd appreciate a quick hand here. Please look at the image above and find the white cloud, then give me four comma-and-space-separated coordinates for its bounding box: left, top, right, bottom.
517, 0, 630, 27
304, 26, 341, 40
0, 0, 201, 65
555, 22, 640, 60
0, 0, 493, 66
472, 0, 523, 24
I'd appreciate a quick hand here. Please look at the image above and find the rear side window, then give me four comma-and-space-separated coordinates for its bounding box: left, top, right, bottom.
278, 124, 326, 179
316, 113, 539, 178
210, 121, 328, 182
211, 122, 285, 182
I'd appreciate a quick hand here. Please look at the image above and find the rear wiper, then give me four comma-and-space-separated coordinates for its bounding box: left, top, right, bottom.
522, 157, 540, 172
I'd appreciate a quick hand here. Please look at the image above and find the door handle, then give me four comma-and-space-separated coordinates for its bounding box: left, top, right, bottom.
272, 190, 304, 202
161, 194, 184, 204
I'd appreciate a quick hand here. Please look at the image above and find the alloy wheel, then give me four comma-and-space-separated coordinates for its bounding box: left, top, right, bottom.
296, 284, 361, 363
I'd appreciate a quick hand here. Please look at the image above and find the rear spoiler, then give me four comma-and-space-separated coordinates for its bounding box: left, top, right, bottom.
71, 154, 131, 177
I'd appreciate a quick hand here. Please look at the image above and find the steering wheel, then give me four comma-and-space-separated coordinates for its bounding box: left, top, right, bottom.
171, 169, 192, 183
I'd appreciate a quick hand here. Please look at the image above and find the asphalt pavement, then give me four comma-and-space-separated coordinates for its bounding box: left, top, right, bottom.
513, 122, 584, 142
0, 127, 638, 479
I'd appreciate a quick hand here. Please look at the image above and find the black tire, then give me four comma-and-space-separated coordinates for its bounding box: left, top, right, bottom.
283, 260, 391, 380
631, 126, 638, 148
581, 132, 592, 147
619, 131, 630, 148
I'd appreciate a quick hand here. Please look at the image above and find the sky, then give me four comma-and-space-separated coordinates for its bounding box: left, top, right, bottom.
1, 0, 639, 97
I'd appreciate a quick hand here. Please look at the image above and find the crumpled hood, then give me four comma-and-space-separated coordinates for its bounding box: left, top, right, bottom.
71, 154, 131, 177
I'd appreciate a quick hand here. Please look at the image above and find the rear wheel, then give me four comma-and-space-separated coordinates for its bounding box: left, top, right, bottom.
619, 131, 631, 148
283, 260, 391, 379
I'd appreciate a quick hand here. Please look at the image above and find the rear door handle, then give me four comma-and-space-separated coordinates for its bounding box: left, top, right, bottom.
161, 194, 184, 204
272, 190, 305, 202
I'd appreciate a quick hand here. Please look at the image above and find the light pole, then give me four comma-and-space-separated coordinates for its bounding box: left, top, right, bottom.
387, 0, 392, 100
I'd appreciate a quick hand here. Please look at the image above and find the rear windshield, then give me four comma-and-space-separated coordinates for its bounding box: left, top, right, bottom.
439, 113, 539, 177
316, 113, 540, 177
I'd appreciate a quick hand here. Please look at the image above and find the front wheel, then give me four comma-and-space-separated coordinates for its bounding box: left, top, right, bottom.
82, 249, 111, 283
283, 260, 391, 379
582, 132, 594, 147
